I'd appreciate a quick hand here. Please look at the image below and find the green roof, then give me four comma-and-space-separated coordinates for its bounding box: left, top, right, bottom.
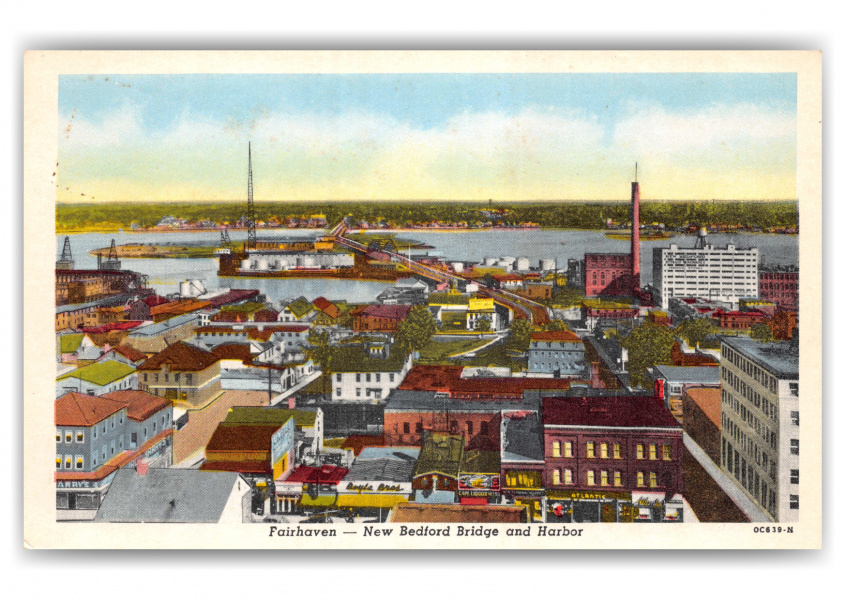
223, 406, 316, 427
60, 333, 85, 354
413, 432, 464, 479
460, 450, 501, 475
57, 360, 136, 386
285, 297, 314, 318
582, 299, 634, 310
328, 345, 410, 373
220, 302, 265, 314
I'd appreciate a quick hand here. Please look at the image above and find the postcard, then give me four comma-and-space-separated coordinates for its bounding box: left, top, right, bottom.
23, 50, 822, 549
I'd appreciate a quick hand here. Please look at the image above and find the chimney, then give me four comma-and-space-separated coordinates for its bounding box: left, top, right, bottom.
590, 362, 603, 389
287, 396, 296, 409
654, 379, 665, 401
136, 457, 149, 476
631, 168, 641, 296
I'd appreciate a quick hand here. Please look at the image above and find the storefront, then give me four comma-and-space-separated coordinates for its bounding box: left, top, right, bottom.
546, 490, 633, 523
457, 473, 501, 505
336, 480, 413, 511
501, 468, 545, 522
55, 471, 117, 521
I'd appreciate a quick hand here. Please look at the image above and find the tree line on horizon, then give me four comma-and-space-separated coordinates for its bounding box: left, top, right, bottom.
56, 200, 799, 231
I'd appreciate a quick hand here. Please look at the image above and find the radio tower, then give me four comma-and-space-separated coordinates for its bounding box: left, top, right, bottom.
57, 236, 75, 269
246, 142, 257, 249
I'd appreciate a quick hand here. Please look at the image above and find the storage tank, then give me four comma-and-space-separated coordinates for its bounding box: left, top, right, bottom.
451, 261, 465, 272
483, 257, 498, 266
257, 258, 269, 271
240, 259, 251, 271
515, 257, 530, 271
539, 258, 556, 271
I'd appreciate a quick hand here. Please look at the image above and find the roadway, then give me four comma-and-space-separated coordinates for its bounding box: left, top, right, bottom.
330, 220, 550, 326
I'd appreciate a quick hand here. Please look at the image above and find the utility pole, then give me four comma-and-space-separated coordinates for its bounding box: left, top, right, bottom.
247, 142, 257, 249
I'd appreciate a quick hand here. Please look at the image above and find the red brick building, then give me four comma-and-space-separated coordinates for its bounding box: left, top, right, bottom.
585, 253, 633, 297
353, 304, 412, 332
542, 395, 684, 499
714, 310, 768, 330
758, 266, 798, 310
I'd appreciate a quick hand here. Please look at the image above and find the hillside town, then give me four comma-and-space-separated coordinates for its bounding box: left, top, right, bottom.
54, 175, 800, 526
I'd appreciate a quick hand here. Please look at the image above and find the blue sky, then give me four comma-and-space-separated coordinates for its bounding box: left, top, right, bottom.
57, 73, 797, 202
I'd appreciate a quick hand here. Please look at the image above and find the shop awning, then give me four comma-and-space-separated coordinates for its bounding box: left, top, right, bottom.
337, 494, 411, 509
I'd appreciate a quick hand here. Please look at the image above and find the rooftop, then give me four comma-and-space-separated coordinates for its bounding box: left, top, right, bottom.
530, 330, 583, 343
413, 432, 465, 479
284, 464, 349, 485
205, 424, 282, 453
682, 387, 722, 428
93, 469, 244, 523
110, 345, 148, 362
651, 365, 721, 384
128, 313, 198, 337
59, 333, 85, 354
55, 392, 125, 427
397, 365, 576, 399
223, 406, 315, 427
360, 304, 413, 320
344, 451, 419, 482
390, 503, 526, 523
385, 389, 537, 414
284, 296, 314, 318
101, 390, 171, 422
720, 336, 798, 379
56, 360, 136, 386
137, 341, 220, 372
219, 302, 265, 314
542, 396, 681, 430
328, 345, 409, 373
501, 411, 544, 462
460, 449, 501, 474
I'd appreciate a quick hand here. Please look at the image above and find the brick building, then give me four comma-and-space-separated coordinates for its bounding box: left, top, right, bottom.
758, 265, 798, 310
681, 387, 722, 464
352, 304, 412, 332
584, 253, 633, 297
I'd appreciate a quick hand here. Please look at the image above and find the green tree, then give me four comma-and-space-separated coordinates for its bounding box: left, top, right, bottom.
675, 318, 717, 348
621, 322, 676, 388
750, 323, 774, 343
475, 317, 492, 333
396, 306, 437, 352
545, 319, 569, 332
551, 286, 584, 307
306, 329, 335, 397
507, 318, 535, 352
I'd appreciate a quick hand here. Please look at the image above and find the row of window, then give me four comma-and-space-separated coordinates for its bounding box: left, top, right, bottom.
723, 347, 779, 393
395, 420, 491, 436
56, 455, 84, 470
343, 373, 396, 383
550, 441, 672, 461
551, 469, 662, 489
143, 372, 194, 384
57, 429, 85, 444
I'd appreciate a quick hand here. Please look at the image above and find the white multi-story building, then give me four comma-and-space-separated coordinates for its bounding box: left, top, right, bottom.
329, 347, 413, 402
653, 243, 759, 309
719, 336, 799, 522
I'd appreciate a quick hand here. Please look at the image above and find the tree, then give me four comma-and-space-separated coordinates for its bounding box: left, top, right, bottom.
620, 322, 676, 388
306, 329, 335, 396
551, 286, 584, 307
475, 317, 492, 333
396, 306, 437, 353
750, 323, 774, 343
545, 319, 569, 332
507, 318, 534, 352
675, 318, 717, 348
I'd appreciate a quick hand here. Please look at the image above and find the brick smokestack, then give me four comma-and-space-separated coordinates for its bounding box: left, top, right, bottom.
630, 168, 641, 295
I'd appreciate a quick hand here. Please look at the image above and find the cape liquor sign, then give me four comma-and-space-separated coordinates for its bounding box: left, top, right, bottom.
458, 474, 500, 491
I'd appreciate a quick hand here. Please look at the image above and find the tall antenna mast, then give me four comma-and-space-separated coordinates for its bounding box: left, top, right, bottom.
247, 142, 257, 249
635, 162, 638, 183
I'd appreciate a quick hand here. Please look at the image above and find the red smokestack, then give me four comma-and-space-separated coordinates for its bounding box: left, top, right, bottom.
631, 167, 641, 295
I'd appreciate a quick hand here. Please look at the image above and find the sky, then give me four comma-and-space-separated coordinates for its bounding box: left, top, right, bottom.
57, 73, 797, 203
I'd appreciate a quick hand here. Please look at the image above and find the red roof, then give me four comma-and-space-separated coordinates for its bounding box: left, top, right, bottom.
137, 341, 219, 372
143, 295, 170, 307
205, 424, 281, 452
82, 321, 144, 334
205, 289, 260, 309
399, 365, 576, 399
101, 390, 171, 421
55, 392, 126, 427
530, 330, 583, 342
111, 345, 147, 362
542, 396, 680, 429
342, 435, 385, 456
360, 304, 412, 320
211, 343, 254, 362
313, 297, 341, 319
284, 464, 349, 485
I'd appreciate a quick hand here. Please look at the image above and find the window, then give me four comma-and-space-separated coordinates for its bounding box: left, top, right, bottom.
663, 445, 671, 461
356, 388, 361, 397
649, 472, 658, 488
586, 471, 595, 486
614, 471, 622, 487
403, 422, 410, 434
649, 444, 657, 460
613, 443, 622, 459
552, 442, 561, 458
600, 443, 608, 459
366, 374, 371, 383
415, 422, 423, 434
64, 456, 72, 470
65, 431, 72, 443
789, 382, 799, 396
450, 420, 457, 433
466, 421, 474, 436
791, 469, 799, 484
636, 444, 644, 459
390, 374, 395, 383
335, 388, 341, 396
790, 495, 799, 509
552, 469, 561, 485
56, 430, 61, 443
336, 373, 341, 382
791, 411, 800, 426
791, 439, 799, 455
185, 374, 192, 385
75, 430, 84, 443
586, 442, 595, 458
600, 471, 609, 486
56, 455, 62, 470
564, 442, 573, 458
636, 472, 644, 487
355, 374, 361, 382
376, 374, 381, 383
75, 456, 84, 470
564, 469, 573, 485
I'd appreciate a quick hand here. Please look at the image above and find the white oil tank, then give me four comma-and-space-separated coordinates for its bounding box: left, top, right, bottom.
451, 261, 465, 272
483, 257, 497, 266
539, 258, 555, 271
516, 257, 530, 271
257, 258, 269, 271
240, 259, 251, 271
